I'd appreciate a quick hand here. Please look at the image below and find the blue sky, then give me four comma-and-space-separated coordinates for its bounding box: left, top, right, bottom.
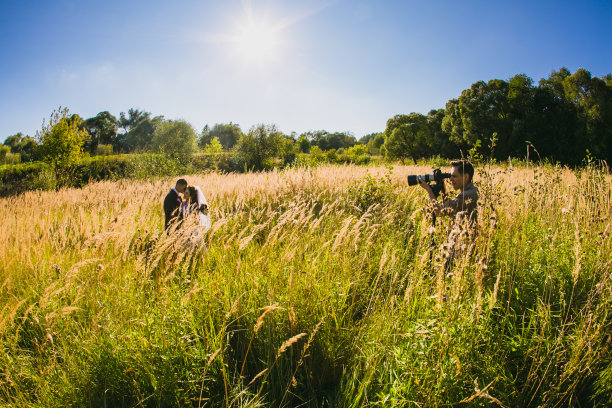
1, 0, 611, 141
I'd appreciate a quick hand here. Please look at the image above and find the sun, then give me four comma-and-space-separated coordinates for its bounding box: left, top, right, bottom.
233, 20, 282, 65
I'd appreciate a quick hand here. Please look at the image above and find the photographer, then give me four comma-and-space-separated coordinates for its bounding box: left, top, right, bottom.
418, 160, 479, 225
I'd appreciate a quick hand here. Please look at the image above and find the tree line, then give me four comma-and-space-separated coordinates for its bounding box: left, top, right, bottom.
384, 68, 612, 165
2, 67, 611, 168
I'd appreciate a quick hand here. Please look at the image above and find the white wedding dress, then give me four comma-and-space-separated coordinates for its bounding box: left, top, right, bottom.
193, 186, 211, 231
182, 186, 211, 247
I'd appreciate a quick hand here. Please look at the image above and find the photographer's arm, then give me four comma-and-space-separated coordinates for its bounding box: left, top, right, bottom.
418, 177, 443, 216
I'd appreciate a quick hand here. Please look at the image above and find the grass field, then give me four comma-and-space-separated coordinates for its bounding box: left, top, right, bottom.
0, 163, 611, 407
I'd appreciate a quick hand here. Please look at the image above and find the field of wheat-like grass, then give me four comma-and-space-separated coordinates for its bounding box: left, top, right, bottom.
0, 163, 611, 407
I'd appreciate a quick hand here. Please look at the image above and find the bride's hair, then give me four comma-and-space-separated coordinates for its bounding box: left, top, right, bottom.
186, 186, 199, 206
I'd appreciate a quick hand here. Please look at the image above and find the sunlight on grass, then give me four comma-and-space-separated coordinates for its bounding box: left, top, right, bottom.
0, 163, 610, 406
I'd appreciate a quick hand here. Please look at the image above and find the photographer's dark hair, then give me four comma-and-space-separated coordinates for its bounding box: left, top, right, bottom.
451, 160, 474, 182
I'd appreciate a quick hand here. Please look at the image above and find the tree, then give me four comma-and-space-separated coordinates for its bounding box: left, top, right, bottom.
506, 74, 537, 155
426, 109, 459, 158
204, 136, 223, 155
203, 136, 224, 169
459, 79, 512, 158
118, 108, 150, 134
201, 123, 243, 150
117, 109, 162, 152
233, 124, 284, 170
123, 115, 163, 152
297, 135, 311, 153
368, 133, 385, 149
300, 130, 328, 147
359, 132, 381, 144
199, 124, 211, 148
3, 132, 37, 162
35, 107, 90, 167
383, 113, 430, 163
316, 132, 356, 150
562, 69, 612, 162
83, 111, 118, 153
3, 133, 24, 152
278, 134, 298, 165
151, 120, 198, 157
0, 145, 10, 163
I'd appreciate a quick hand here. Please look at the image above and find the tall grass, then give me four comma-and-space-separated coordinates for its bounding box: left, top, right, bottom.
0, 163, 610, 407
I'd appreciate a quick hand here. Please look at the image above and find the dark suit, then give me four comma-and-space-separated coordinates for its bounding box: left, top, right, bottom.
163, 189, 183, 230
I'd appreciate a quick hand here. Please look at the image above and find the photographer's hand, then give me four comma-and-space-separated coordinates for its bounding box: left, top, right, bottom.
418, 176, 438, 201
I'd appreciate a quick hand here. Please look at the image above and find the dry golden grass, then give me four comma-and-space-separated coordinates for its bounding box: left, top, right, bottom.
0, 163, 610, 407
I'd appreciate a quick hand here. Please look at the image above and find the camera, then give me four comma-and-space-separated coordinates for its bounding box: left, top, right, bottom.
407, 168, 450, 197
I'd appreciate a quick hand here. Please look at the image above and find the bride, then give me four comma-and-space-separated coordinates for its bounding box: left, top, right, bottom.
182, 185, 211, 246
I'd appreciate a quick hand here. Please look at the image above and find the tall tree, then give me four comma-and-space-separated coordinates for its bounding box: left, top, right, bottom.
116, 109, 160, 152
233, 124, 285, 170
3, 132, 37, 162
151, 120, 198, 157
83, 111, 118, 153
426, 109, 459, 158
118, 109, 150, 134
562, 69, 612, 162
383, 113, 429, 163
35, 107, 90, 167
201, 123, 243, 150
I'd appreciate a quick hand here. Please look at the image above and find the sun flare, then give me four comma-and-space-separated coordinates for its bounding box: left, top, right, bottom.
233, 20, 281, 64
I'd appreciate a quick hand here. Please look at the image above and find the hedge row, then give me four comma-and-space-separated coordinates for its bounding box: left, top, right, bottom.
0, 151, 374, 197
0, 162, 57, 196
0, 154, 215, 197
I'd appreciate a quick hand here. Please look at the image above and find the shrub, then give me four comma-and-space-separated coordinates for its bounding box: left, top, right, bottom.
0, 146, 21, 164
68, 155, 133, 187
0, 162, 56, 196
95, 144, 113, 156
35, 107, 90, 167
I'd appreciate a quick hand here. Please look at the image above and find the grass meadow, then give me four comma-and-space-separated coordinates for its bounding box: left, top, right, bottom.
0, 163, 611, 407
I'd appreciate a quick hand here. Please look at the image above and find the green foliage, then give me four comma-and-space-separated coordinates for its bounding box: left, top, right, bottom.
366, 132, 385, 154
338, 144, 371, 164
383, 113, 430, 163
95, 143, 113, 156
203, 137, 224, 169
1, 165, 612, 406
83, 111, 118, 153
308, 131, 357, 151
117, 109, 163, 152
204, 136, 223, 155
297, 135, 311, 153
0, 162, 56, 195
441, 68, 612, 165
151, 119, 198, 157
0, 145, 10, 162
200, 123, 244, 149
233, 124, 285, 171
35, 107, 90, 168
3, 132, 37, 162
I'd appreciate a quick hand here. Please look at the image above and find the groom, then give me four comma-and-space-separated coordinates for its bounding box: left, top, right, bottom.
163, 178, 188, 230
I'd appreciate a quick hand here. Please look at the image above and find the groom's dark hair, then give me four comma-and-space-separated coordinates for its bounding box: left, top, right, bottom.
176, 179, 188, 187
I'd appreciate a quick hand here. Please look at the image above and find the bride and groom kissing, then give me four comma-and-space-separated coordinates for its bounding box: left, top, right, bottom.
163, 178, 211, 244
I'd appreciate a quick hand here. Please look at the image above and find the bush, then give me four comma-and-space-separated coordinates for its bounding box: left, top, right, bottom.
0, 146, 21, 165
0, 162, 56, 196
68, 155, 134, 187
95, 144, 113, 156
36, 107, 90, 167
